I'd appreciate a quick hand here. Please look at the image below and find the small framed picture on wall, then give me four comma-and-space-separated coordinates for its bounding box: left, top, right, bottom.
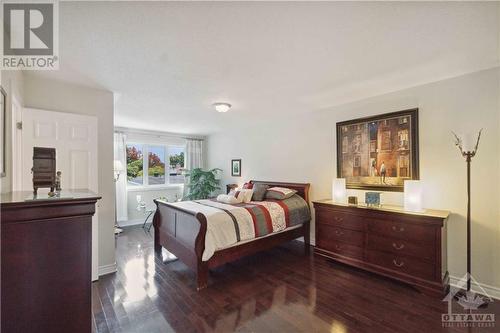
231, 159, 241, 177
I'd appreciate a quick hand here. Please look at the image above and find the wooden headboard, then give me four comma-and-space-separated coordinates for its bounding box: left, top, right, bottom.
249, 180, 310, 203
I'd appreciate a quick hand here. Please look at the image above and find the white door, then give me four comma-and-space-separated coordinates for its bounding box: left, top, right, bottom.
21, 108, 99, 281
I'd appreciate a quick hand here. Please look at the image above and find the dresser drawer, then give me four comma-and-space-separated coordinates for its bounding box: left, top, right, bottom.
316, 223, 364, 246
366, 234, 435, 262
367, 219, 435, 243
316, 210, 365, 231
366, 250, 435, 281
317, 241, 364, 260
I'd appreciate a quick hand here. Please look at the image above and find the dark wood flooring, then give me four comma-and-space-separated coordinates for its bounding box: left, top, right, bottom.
92, 227, 500, 333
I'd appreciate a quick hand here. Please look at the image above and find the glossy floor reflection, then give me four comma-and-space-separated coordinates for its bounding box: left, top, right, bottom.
92, 227, 500, 333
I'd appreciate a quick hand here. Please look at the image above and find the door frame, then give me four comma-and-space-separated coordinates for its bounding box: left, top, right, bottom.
11, 94, 22, 191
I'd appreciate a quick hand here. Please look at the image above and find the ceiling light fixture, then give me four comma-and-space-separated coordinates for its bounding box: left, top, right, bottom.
213, 102, 231, 113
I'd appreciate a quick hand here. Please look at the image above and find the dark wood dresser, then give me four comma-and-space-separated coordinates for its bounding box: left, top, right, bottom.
1, 190, 101, 333
313, 200, 450, 296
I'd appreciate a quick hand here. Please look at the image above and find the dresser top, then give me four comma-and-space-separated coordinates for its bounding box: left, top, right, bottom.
1, 189, 101, 207
313, 199, 450, 219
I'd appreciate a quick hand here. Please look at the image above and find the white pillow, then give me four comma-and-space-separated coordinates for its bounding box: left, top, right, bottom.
216, 194, 242, 204
240, 189, 254, 203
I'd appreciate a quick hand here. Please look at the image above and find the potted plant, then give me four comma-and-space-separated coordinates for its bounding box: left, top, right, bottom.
184, 168, 222, 200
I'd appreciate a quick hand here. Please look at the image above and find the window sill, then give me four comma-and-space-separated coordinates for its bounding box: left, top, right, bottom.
127, 184, 184, 192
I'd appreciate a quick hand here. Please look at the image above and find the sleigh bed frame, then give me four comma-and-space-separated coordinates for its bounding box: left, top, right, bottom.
153, 180, 311, 290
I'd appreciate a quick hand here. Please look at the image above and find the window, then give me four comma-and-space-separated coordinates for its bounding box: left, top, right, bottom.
352, 135, 361, 153
126, 144, 144, 186
342, 136, 348, 153
126, 143, 185, 187
398, 129, 409, 150
353, 155, 361, 167
148, 146, 165, 185
399, 155, 409, 177
381, 131, 392, 151
168, 146, 185, 184
353, 155, 361, 176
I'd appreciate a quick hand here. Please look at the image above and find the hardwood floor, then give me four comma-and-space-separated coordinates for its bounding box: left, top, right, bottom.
92, 227, 499, 333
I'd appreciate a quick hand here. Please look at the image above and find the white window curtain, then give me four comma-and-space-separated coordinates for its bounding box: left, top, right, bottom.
185, 139, 204, 171
184, 139, 204, 198
114, 132, 128, 222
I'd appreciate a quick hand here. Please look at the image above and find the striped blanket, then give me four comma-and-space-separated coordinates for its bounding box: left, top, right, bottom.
168, 194, 310, 261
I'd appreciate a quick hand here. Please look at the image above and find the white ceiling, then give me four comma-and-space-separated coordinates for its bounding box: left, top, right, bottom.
29, 1, 499, 135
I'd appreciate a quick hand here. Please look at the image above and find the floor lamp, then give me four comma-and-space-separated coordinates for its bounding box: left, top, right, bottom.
114, 160, 124, 235
452, 129, 484, 304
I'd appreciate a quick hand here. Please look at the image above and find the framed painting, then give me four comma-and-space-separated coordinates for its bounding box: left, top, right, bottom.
336, 108, 419, 192
0, 86, 6, 177
231, 159, 241, 177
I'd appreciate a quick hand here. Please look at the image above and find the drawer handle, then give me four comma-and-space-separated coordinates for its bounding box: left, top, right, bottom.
392, 242, 405, 250
392, 259, 405, 267
335, 244, 341, 250
334, 217, 344, 222
392, 225, 405, 232
335, 230, 344, 236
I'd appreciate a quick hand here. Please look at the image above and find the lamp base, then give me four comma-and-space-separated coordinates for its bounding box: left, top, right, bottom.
453, 289, 490, 309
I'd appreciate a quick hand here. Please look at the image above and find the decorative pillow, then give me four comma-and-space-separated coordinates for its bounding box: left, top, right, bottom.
216, 194, 243, 204
237, 189, 254, 203
242, 182, 254, 189
265, 187, 297, 200
251, 184, 269, 201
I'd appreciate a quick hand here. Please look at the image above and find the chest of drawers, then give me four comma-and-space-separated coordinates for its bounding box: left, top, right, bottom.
1, 190, 101, 333
313, 200, 449, 296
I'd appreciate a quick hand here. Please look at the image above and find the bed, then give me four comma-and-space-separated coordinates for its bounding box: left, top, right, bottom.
153, 180, 311, 290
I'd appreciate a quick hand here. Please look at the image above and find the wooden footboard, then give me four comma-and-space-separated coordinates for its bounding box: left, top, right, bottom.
153, 181, 311, 290
153, 200, 209, 290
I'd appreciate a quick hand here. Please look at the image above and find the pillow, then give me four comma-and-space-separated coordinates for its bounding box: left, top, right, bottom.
265, 187, 297, 200
251, 184, 269, 201
242, 182, 254, 189
216, 194, 242, 204
237, 189, 254, 203
229, 189, 240, 200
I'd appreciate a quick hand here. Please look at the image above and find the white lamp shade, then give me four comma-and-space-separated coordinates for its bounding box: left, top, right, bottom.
461, 133, 475, 152
404, 180, 423, 212
114, 160, 124, 172
332, 178, 347, 204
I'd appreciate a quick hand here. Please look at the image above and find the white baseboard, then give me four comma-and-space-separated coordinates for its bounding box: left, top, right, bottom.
98, 262, 117, 277
449, 275, 500, 300
118, 219, 145, 227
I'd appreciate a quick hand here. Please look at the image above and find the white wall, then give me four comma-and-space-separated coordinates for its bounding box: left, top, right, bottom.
23, 74, 116, 273
207, 68, 500, 289
124, 187, 183, 226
